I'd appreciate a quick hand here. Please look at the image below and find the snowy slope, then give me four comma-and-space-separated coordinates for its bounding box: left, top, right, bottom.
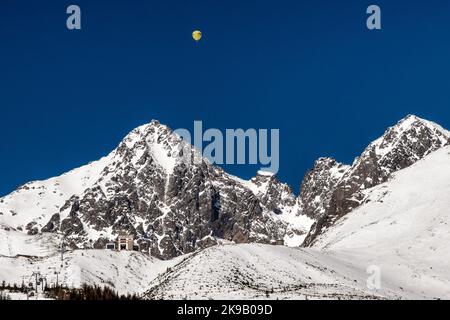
0, 249, 183, 295
0, 223, 183, 296
0, 154, 113, 230
144, 243, 403, 300
0, 227, 59, 257
312, 146, 450, 299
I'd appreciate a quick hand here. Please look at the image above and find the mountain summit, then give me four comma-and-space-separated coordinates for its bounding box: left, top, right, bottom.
303, 114, 450, 245
0, 120, 292, 259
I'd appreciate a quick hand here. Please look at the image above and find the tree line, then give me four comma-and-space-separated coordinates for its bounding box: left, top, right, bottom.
0, 281, 140, 300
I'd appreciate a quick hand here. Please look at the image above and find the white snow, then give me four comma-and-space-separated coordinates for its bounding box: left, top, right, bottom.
279, 204, 315, 247
313, 146, 450, 299
0, 153, 113, 231
0, 227, 60, 257
256, 170, 275, 177
144, 243, 401, 300
149, 138, 177, 175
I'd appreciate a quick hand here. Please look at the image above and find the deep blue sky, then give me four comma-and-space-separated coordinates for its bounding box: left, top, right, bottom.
1, 0, 450, 196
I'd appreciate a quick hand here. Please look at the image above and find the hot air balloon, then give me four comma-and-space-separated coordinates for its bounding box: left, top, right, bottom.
192, 30, 202, 42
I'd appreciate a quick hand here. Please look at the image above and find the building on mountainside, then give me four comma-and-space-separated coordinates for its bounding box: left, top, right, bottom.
104, 233, 135, 251
117, 232, 134, 251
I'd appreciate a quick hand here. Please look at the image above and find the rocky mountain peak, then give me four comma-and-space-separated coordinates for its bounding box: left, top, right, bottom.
125, 119, 189, 149
303, 115, 450, 246
246, 171, 296, 214
367, 114, 450, 166
0, 120, 292, 260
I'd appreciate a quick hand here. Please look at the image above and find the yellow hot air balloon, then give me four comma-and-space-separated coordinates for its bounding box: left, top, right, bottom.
192, 30, 202, 42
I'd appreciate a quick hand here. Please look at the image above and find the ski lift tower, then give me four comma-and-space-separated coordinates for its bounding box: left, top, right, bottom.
58, 232, 66, 268
49, 267, 60, 288
30, 271, 42, 293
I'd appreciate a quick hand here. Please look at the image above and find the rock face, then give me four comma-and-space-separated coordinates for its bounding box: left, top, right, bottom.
303, 115, 450, 246
246, 171, 296, 215
298, 158, 349, 220
59, 121, 291, 259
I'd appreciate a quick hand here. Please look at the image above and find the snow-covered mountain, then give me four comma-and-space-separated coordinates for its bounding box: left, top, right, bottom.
314, 146, 450, 254
310, 145, 450, 298
0, 155, 111, 235
303, 115, 450, 246
0, 121, 307, 259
